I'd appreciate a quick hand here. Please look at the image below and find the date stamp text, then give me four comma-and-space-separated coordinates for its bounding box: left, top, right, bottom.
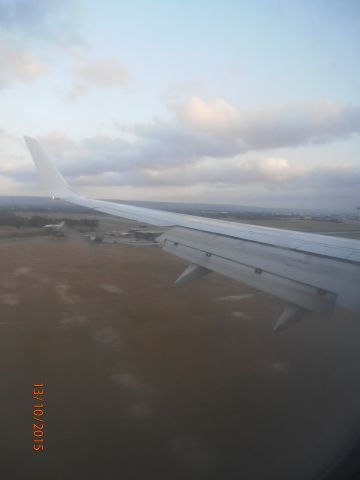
33, 383, 45, 451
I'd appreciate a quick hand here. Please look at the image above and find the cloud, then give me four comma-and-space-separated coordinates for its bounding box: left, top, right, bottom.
1, 97, 360, 209
73, 59, 131, 88
30, 97, 360, 179
0, 0, 82, 46
0, 41, 49, 89
69, 158, 360, 195
178, 96, 239, 129
173, 96, 360, 150
67, 59, 131, 100
68, 156, 299, 188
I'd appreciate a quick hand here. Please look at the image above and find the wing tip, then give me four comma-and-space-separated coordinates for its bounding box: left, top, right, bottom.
24, 135, 73, 199
24, 135, 35, 145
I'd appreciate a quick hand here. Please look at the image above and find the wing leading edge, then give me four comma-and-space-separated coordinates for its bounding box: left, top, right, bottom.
25, 136, 360, 329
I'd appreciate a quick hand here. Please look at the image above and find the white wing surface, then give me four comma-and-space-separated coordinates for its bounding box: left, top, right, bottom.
25, 136, 360, 330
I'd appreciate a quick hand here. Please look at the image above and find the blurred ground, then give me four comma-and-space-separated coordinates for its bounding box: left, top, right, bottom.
0, 219, 360, 479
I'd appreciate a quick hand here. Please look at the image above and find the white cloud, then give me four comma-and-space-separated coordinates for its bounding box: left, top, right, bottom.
174, 96, 360, 148
21, 98, 359, 194
67, 59, 131, 100
1, 97, 360, 209
178, 96, 239, 130
0, 41, 49, 89
257, 158, 293, 182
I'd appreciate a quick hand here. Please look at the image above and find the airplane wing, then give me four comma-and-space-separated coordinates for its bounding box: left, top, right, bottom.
25, 136, 360, 330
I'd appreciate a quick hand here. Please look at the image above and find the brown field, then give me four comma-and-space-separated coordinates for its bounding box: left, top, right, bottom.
1, 221, 360, 479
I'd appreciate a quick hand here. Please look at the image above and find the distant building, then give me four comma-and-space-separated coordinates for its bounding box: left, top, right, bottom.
128, 228, 164, 241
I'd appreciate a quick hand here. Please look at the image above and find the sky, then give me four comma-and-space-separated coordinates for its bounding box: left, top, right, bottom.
0, 0, 359, 212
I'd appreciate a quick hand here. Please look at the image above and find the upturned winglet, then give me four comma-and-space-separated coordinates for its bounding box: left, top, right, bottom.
24, 136, 73, 200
